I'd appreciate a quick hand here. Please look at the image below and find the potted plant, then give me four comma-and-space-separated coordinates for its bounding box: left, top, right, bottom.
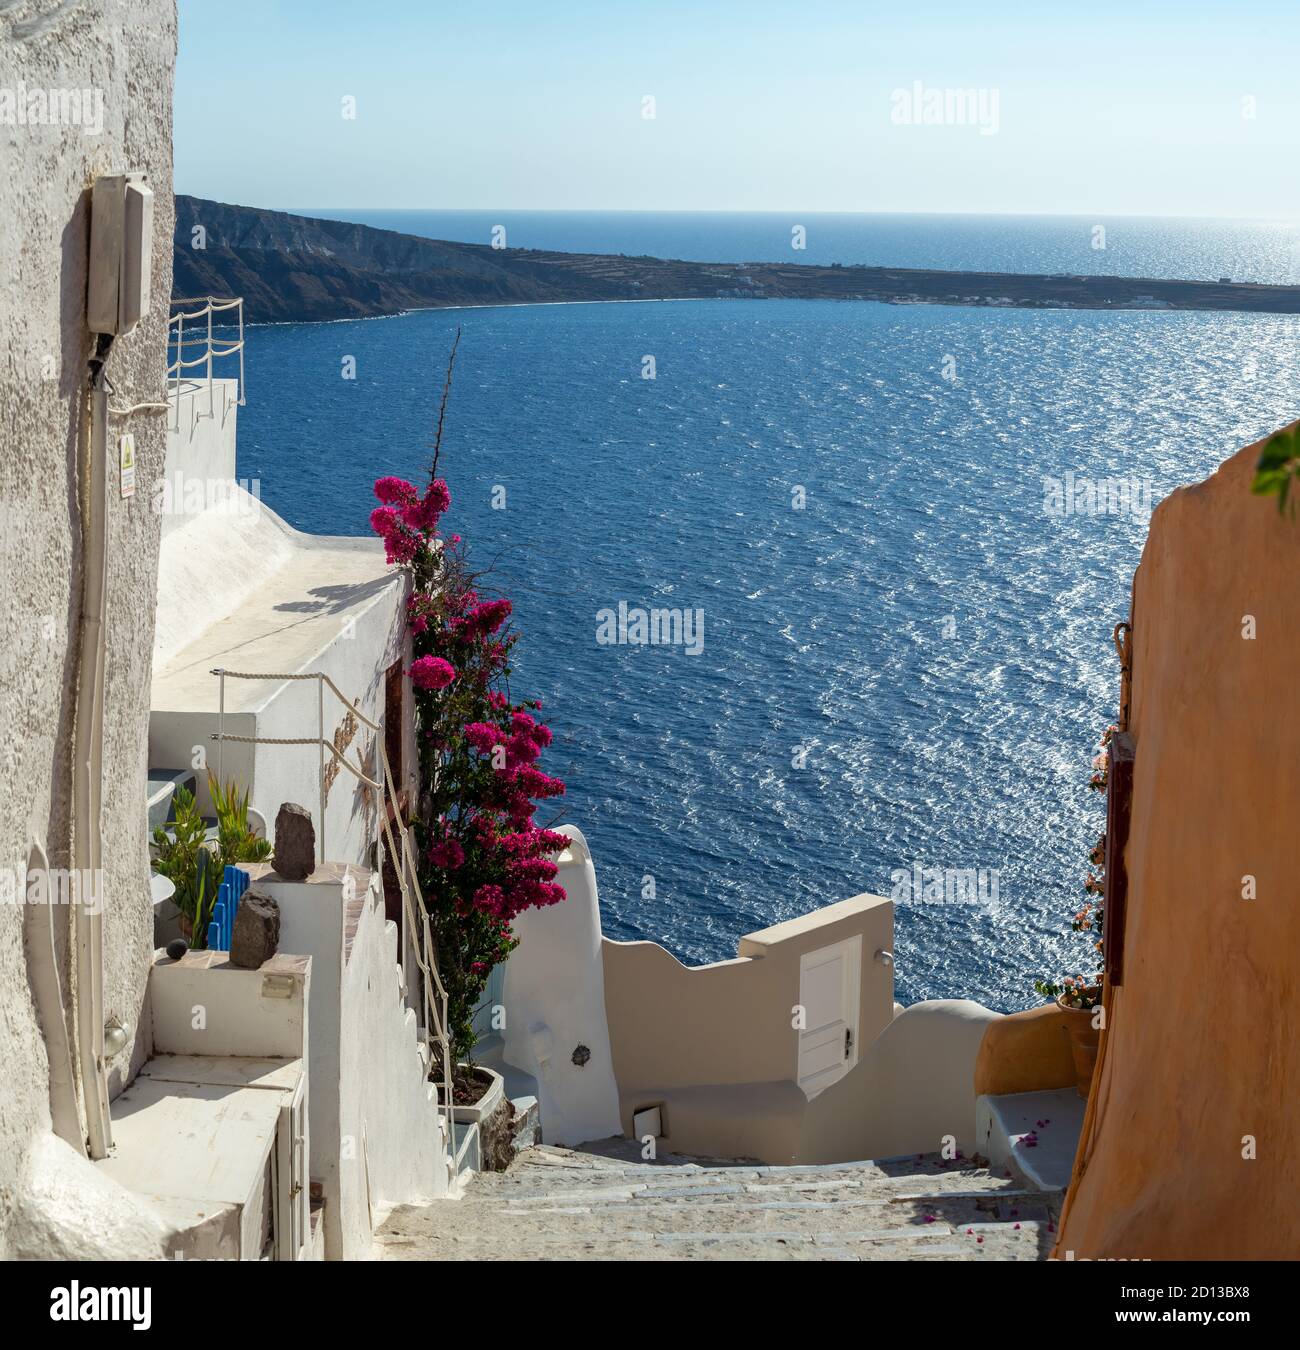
150, 783, 211, 942
1034, 975, 1102, 1096
151, 773, 272, 947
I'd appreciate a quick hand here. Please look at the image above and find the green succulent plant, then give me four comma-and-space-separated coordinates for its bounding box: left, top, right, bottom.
150, 775, 271, 948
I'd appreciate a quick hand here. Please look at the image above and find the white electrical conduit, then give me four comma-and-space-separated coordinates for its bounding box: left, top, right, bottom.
23, 842, 85, 1154
73, 349, 114, 1159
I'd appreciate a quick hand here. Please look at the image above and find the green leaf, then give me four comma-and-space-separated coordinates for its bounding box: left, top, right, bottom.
1251, 422, 1300, 514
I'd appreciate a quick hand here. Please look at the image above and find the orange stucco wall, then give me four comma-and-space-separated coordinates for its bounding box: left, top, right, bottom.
973, 1003, 1076, 1099
1055, 429, 1300, 1260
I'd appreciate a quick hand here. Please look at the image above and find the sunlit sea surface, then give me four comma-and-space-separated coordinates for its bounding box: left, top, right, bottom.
236, 214, 1300, 1009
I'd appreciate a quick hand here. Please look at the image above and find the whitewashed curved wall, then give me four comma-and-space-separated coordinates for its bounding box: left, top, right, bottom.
500, 826, 622, 1147
799, 998, 1002, 1163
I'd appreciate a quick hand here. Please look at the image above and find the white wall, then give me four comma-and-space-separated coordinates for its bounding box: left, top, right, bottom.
252, 584, 406, 870
338, 871, 448, 1255
0, 0, 177, 1253
245, 865, 447, 1259
157, 378, 239, 540
799, 999, 1002, 1163
501, 826, 623, 1147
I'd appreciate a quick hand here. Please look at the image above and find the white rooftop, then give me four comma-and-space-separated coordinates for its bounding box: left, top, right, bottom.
152, 495, 400, 716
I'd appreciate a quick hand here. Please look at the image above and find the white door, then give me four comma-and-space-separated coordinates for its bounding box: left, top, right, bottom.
274, 1078, 308, 1261
797, 935, 861, 1099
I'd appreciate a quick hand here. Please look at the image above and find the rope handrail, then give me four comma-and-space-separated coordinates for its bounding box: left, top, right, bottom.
167, 296, 245, 420
214, 668, 387, 736
170, 335, 246, 351
210, 666, 451, 1011
169, 344, 244, 370
210, 663, 458, 1177
210, 731, 383, 785
170, 296, 245, 320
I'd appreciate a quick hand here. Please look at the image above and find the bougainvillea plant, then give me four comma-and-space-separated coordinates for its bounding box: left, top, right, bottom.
1033, 723, 1114, 1012
369, 425, 568, 1065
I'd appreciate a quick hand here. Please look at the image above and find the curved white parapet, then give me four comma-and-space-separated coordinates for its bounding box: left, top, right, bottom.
500, 825, 623, 1147
799, 998, 1003, 1163
5, 1132, 171, 1261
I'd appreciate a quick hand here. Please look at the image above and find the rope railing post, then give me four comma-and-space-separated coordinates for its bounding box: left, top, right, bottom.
318, 675, 326, 865
237, 299, 246, 407
216, 667, 225, 784
172, 308, 183, 428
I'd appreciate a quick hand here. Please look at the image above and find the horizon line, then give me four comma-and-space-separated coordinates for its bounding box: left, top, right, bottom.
262, 205, 1298, 225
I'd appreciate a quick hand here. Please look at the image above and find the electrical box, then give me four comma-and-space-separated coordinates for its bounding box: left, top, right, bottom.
87, 173, 154, 336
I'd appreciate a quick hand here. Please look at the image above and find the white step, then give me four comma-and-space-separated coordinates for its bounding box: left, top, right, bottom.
975, 1087, 1084, 1193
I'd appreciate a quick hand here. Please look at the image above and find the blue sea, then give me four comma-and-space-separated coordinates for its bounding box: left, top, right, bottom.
235, 212, 1300, 1011
308, 208, 1300, 285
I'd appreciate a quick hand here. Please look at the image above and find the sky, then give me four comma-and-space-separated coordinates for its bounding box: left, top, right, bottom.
175, 0, 1300, 218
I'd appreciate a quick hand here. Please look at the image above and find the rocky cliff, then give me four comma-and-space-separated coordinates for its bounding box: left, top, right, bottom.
173, 197, 1300, 324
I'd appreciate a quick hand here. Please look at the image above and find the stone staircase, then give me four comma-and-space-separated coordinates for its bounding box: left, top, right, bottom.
375, 1139, 1060, 1261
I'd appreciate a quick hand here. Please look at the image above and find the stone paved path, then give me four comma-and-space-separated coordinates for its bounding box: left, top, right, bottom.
376, 1139, 1060, 1261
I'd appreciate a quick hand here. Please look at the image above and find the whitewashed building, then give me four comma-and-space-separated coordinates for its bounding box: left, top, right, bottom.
0, 1, 455, 1261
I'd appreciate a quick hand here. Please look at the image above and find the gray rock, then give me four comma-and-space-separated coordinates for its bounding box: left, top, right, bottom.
479, 1096, 516, 1173
274, 802, 315, 880
229, 889, 280, 969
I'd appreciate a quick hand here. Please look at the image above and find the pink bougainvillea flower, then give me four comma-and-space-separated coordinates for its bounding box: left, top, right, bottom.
507, 856, 559, 882
409, 656, 455, 690
504, 732, 541, 768
370, 505, 400, 535
400, 480, 451, 534
426, 478, 451, 516
373, 476, 418, 506
472, 884, 507, 917
452, 598, 512, 638
428, 838, 465, 869
511, 765, 565, 799
463, 722, 502, 756
370, 505, 422, 564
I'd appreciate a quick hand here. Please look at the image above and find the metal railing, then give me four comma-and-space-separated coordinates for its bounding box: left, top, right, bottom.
168, 296, 246, 424
207, 665, 458, 1178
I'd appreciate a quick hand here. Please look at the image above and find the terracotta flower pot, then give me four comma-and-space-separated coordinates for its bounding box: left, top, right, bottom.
1057, 989, 1101, 1097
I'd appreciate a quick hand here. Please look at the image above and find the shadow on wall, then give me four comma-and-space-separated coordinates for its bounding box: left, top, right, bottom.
607, 991, 1002, 1166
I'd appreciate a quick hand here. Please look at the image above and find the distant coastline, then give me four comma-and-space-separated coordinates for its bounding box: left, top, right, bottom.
174, 196, 1300, 325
